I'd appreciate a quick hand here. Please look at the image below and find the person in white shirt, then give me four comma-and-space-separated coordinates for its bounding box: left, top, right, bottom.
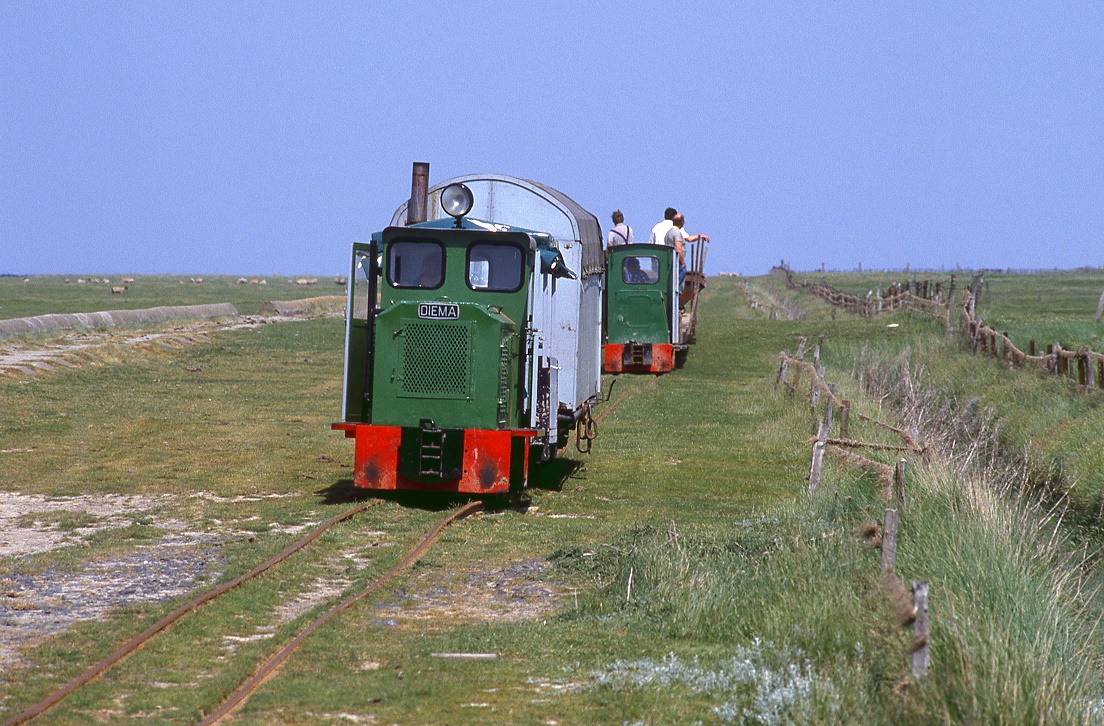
649, 207, 678, 245
606, 210, 634, 247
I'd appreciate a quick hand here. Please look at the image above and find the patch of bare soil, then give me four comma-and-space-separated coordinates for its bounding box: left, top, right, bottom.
0, 491, 175, 558
373, 559, 560, 628
0, 532, 224, 669
0, 490, 295, 671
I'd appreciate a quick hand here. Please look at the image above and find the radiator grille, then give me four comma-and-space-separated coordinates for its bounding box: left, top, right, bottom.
402, 323, 470, 397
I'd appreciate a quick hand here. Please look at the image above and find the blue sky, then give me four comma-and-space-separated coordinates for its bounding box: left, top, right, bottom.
2, 2, 1102, 275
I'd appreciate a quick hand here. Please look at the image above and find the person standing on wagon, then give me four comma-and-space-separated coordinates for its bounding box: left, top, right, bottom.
664, 213, 709, 292
607, 210, 634, 248
649, 207, 677, 245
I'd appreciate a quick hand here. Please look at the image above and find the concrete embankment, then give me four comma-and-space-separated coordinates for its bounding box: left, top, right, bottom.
255, 295, 345, 316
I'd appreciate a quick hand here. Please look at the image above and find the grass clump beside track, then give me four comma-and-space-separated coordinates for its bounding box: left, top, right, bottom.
555, 448, 1104, 723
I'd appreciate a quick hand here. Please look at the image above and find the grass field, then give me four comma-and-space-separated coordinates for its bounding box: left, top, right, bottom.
1, 274, 1102, 723
807, 267, 1104, 352
0, 274, 346, 321
775, 268, 1104, 513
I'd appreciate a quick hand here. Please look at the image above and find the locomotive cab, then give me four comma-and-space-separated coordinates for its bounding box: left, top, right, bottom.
603, 244, 683, 373
334, 173, 601, 496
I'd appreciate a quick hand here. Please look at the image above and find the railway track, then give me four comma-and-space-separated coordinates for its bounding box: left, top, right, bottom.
3, 499, 483, 725
200, 500, 483, 723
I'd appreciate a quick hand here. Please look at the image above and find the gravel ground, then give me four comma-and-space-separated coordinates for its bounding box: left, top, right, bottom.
0, 532, 224, 669
373, 559, 560, 627
0, 491, 174, 558
0, 491, 300, 670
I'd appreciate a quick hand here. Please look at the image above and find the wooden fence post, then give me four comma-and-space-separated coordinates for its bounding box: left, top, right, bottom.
1029, 340, 1036, 357
881, 508, 898, 573
808, 420, 829, 493
945, 288, 955, 336
776, 355, 789, 388
911, 581, 931, 678
947, 276, 956, 323
895, 459, 907, 510
1096, 289, 1104, 322
840, 400, 850, 439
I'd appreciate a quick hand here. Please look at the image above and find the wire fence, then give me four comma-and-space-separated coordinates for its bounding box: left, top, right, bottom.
772, 264, 1104, 391
777, 338, 930, 681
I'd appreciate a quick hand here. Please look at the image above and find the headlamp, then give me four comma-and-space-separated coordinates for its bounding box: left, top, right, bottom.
441, 183, 474, 219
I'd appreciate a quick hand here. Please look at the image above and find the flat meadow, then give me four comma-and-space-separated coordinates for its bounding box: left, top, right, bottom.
0, 274, 347, 321
1, 272, 1102, 723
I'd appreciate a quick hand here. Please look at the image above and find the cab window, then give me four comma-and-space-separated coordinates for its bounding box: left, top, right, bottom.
388, 241, 444, 289
468, 243, 524, 292
622, 255, 660, 284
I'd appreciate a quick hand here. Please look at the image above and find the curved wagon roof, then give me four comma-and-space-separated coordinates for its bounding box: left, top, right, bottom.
391, 174, 605, 278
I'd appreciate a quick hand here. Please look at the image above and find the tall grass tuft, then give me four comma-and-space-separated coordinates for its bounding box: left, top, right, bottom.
556, 345, 1104, 722
901, 460, 1103, 722
851, 341, 1104, 722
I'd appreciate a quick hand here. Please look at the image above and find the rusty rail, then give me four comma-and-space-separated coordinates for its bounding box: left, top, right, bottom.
3, 500, 382, 726
199, 500, 485, 724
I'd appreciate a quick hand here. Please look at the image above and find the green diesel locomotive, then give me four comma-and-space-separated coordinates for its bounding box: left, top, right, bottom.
334, 165, 605, 495
603, 243, 681, 372
603, 233, 707, 374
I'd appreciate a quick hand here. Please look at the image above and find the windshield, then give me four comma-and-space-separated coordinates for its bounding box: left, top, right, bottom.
388, 241, 444, 289
468, 243, 524, 292
622, 255, 660, 284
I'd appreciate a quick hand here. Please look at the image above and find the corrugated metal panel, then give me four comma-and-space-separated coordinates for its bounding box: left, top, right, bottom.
517, 178, 604, 279
391, 174, 605, 279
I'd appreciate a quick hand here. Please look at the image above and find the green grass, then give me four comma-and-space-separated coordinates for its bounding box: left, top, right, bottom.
0, 275, 1101, 723
800, 267, 1104, 352
0, 274, 344, 320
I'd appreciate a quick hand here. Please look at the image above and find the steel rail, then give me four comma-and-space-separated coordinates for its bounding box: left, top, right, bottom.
3, 499, 381, 726
595, 376, 660, 425
199, 500, 485, 725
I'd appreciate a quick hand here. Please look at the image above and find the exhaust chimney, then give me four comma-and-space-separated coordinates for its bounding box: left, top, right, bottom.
406, 162, 430, 225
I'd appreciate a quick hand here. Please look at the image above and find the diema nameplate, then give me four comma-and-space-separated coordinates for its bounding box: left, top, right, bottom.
417, 303, 460, 320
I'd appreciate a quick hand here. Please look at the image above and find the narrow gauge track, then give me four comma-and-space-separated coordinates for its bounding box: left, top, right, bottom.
3, 500, 384, 725
199, 500, 484, 724
8, 374, 643, 724
594, 376, 661, 426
